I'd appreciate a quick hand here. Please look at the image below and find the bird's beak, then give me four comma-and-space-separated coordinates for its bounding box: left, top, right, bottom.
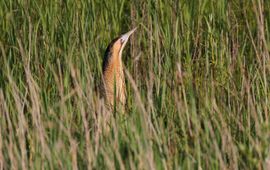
120, 27, 137, 46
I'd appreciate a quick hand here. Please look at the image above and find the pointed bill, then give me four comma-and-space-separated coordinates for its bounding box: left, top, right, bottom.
120, 27, 137, 43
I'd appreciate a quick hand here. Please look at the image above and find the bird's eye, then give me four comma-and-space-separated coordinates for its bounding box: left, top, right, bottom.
120, 39, 125, 45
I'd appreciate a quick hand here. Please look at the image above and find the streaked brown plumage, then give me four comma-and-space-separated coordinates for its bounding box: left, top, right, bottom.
101, 28, 137, 110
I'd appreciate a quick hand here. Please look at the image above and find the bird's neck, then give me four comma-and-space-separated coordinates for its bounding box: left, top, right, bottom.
112, 54, 124, 77
102, 54, 126, 106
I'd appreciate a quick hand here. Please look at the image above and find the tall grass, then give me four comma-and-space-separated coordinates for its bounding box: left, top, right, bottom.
0, 0, 270, 169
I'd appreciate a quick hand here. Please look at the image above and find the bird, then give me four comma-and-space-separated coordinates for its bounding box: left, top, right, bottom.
101, 27, 137, 111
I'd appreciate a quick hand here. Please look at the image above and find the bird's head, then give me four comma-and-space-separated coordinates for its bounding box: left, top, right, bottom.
103, 27, 137, 71
118, 27, 137, 56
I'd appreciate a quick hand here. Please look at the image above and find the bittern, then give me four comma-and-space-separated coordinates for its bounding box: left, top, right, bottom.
101, 28, 137, 109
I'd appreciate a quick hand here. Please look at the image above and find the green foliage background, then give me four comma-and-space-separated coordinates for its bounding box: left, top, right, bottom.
0, 0, 270, 169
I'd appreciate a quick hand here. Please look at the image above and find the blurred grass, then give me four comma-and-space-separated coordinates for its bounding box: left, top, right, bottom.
0, 0, 270, 169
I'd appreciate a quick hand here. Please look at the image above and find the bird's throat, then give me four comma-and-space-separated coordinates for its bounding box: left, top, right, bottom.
103, 58, 126, 107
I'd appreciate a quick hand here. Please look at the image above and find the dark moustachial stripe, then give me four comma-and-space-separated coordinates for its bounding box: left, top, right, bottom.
102, 37, 119, 72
